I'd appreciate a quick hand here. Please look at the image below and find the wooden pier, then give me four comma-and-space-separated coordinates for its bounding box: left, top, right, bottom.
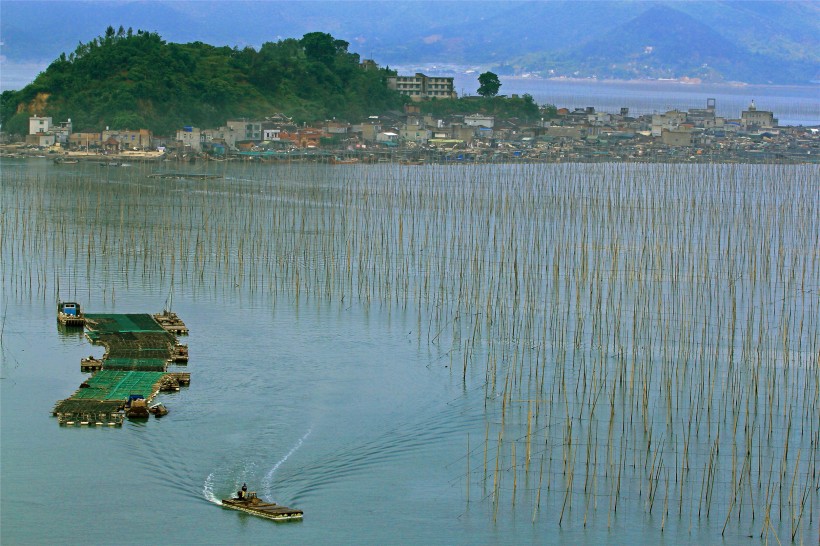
53, 311, 191, 427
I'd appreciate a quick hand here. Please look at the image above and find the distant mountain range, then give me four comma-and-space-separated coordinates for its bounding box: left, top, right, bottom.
2, 0, 818, 86
513, 4, 819, 83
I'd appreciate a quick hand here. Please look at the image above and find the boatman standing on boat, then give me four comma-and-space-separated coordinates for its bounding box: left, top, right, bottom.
239, 483, 247, 499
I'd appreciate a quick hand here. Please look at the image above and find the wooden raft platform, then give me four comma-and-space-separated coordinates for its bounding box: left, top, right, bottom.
54, 311, 191, 427
172, 344, 189, 362
147, 172, 223, 180
166, 372, 191, 386
80, 356, 103, 372
153, 310, 189, 335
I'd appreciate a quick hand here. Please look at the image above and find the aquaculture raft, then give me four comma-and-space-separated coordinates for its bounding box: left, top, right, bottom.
52, 311, 190, 426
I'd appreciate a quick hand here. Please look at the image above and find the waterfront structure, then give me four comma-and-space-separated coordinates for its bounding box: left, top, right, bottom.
26, 116, 72, 147
205, 120, 264, 149
29, 116, 53, 135
176, 126, 203, 152
225, 119, 262, 141
68, 132, 103, 150
102, 128, 152, 151
13, 94, 816, 162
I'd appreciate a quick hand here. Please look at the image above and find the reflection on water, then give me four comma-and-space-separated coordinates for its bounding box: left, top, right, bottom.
1, 159, 817, 544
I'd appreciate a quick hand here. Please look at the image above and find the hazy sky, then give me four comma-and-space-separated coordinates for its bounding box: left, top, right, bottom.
2, 0, 818, 91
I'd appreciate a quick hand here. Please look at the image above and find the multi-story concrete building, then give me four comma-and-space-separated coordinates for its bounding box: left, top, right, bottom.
29, 116, 53, 135
400, 123, 431, 144
263, 128, 281, 141
225, 120, 262, 143
661, 128, 693, 147
651, 110, 687, 137
465, 114, 495, 128
27, 116, 72, 146
176, 126, 203, 151
425, 76, 456, 99
69, 132, 103, 150
388, 73, 456, 101
102, 128, 152, 150
741, 101, 777, 130
207, 120, 263, 149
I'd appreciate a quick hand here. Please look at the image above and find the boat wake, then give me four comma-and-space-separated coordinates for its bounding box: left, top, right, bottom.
274, 396, 477, 503
262, 428, 312, 497
203, 473, 221, 505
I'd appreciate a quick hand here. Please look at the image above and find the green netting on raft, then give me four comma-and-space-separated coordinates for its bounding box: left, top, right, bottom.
84, 314, 174, 364
84, 314, 169, 337
104, 358, 167, 372
52, 399, 124, 415
69, 370, 166, 400
105, 335, 174, 358
53, 312, 185, 421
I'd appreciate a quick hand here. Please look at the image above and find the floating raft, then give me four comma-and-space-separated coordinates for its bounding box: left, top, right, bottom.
221, 493, 303, 521
53, 311, 190, 426
147, 172, 222, 180
153, 310, 189, 335
171, 344, 189, 363
80, 356, 103, 372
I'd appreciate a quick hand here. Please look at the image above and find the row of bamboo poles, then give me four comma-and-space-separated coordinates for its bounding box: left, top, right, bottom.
2, 160, 817, 539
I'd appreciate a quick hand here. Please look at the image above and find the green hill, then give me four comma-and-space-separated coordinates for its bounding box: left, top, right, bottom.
0, 28, 406, 135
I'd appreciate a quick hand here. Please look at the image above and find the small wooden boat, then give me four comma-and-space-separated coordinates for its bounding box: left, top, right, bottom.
221, 490, 303, 521
149, 403, 168, 417
124, 395, 149, 419
57, 301, 85, 326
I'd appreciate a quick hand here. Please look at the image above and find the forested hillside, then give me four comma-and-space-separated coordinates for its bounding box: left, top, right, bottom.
0, 28, 405, 135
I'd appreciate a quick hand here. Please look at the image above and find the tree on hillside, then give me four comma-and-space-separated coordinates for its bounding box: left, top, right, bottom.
301, 32, 349, 66
477, 71, 501, 97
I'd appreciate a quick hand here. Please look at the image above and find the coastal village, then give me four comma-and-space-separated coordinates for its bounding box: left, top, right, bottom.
4, 72, 818, 164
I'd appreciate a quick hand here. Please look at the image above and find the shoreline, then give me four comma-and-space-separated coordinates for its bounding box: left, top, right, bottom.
500, 75, 820, 90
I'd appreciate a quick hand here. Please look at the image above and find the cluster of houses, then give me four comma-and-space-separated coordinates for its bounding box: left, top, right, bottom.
25, 116, 152, 153
14, 75, 819, 163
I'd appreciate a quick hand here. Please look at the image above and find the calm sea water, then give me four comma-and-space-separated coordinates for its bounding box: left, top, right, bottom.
2, 158, 817, 545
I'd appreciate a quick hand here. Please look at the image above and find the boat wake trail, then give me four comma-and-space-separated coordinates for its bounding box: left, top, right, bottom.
262, 428, 312, 497
203, 473, 221, 505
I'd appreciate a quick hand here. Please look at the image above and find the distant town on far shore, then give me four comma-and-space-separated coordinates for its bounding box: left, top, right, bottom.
5, 78, 818, 165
